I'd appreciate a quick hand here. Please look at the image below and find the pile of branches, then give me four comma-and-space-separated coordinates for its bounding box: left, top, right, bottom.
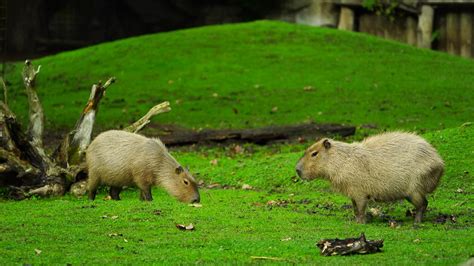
0, 60, 170, 199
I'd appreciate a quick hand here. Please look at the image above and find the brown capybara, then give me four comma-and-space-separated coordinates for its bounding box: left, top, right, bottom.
295, 132, 444, 223
86, 130, 200, 203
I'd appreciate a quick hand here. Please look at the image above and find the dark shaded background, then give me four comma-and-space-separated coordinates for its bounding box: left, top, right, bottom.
0, 0, 283, 61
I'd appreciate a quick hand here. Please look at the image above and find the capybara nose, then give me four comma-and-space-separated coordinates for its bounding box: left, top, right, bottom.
296, 168, 302, 178
192, 196, 200, 203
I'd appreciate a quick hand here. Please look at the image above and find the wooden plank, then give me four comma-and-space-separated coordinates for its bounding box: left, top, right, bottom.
446, 12, 460, 55
417, 5, 434, 49
338, 6, 355, 31
460, 12, 472, 58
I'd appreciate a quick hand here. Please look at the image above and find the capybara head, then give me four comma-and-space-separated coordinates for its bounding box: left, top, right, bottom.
161, 165, 200, 203
295, 138, 332, 180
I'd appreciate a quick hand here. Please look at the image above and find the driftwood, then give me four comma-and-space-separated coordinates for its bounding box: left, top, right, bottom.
316, 233, 383, 256
155, 123, 355, 146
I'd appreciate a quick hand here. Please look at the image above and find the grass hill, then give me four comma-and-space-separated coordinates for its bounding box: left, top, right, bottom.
4, 20, 473, 132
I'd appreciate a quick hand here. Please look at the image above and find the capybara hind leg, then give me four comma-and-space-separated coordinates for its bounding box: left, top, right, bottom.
139, 187, 153, 201
353, 197, 368, 224
87, 177, 100, 201
408, 193, 428, 223
110, 186, 122, 200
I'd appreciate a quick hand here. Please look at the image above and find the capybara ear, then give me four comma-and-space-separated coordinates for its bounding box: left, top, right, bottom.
323, 139, 331, 149
175, 166, 184, 174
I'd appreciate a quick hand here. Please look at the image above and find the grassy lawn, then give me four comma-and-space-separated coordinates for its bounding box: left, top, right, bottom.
1, 21, 473, 264
0, 125, 472, 264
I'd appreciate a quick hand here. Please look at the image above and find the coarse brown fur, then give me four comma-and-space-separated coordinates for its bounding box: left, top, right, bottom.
296, 132, 444, 223
86, 130, 200, 203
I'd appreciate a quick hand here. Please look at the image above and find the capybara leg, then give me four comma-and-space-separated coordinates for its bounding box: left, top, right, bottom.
351, 199, 359, 216
353, 197, 368, 224
139, 187, 153, 201
87, 178, 100, 201
409, 193, 428, 223
110, 186, 122, 200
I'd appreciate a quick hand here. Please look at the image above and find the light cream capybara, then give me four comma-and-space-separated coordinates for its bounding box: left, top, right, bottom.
86, 130, 200, 203
295, 132, 444, 223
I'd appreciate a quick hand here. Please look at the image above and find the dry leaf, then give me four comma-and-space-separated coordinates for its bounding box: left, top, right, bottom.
210, 159, 218, 166
281, 237, 292, 241
369, 208, 381, 217
303, 86, 314, 91
34, 249, 42, 255
413, 238, 421, 243
153, 209, 162, 216
176, 223, 195, 231
212, 93, 218, 98
207, 183, 221, 189
124, 239, 128, 243
242, 184, 253, 190
188, 203, 203, 208
271, 106, 278, 113
104, 195, 112, 200
111, 215, 119, 220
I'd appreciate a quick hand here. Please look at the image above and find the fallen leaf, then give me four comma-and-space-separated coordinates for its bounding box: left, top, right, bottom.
212, 93, 218, 98
124, 239, 128, 243
281, 237, 292, 241
104, 195, 112, 200
413, 238, 421, 243
242, 184, 253, 190
188, 203, 203, 208
111, 216, 119, 220
233, 145, 244, 154
303, 86, 314, 91
271, 106, 278, 113
388, 220, 398, 228
34, 249, 42, 255
210, 159, 218, 166
176, 223, 195, 231
369, 208, 381, 217
101, 215, 108, 219
153, 209, 162, 216
456, 188, 465, 194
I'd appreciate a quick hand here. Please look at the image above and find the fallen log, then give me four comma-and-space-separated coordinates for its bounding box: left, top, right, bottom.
153, 123, 356, 146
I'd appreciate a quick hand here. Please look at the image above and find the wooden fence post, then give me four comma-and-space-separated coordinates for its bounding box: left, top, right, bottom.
417, 5, 434, 49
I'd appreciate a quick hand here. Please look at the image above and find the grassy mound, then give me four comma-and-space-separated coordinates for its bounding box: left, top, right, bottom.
0, 125, 472, 264
5, 20, 474, 132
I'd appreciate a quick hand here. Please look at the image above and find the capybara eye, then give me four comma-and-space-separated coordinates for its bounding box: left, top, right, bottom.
183, 179, 189, 186
311, 151, 318, 157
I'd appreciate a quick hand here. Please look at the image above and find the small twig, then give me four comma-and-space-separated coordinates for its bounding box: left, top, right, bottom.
250, 256, 287, 261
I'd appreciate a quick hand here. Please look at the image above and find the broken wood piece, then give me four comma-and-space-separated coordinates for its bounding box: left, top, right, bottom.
316, 233, 383, 256
53, 77, 115, 167
124, 101, 171, 133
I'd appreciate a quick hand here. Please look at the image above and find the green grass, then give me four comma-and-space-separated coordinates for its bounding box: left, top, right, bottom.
4, 20, 474, 131
0, 125, 472, 264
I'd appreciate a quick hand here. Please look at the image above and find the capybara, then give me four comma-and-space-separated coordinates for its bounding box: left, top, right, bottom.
295, 132, 444, 223
86, 130, 200, 203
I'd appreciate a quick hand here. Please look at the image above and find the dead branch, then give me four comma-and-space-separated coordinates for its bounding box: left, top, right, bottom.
316, 233, 383, 256
54, 77, 115, 168
22, 60, 44, 148
124, 101, 171, 133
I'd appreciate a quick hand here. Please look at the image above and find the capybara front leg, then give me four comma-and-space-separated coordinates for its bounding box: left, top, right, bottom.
140, 187, 153, 201
408, 193, 428, 223
353, 197, 368, 224
110, 186, 122, 200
